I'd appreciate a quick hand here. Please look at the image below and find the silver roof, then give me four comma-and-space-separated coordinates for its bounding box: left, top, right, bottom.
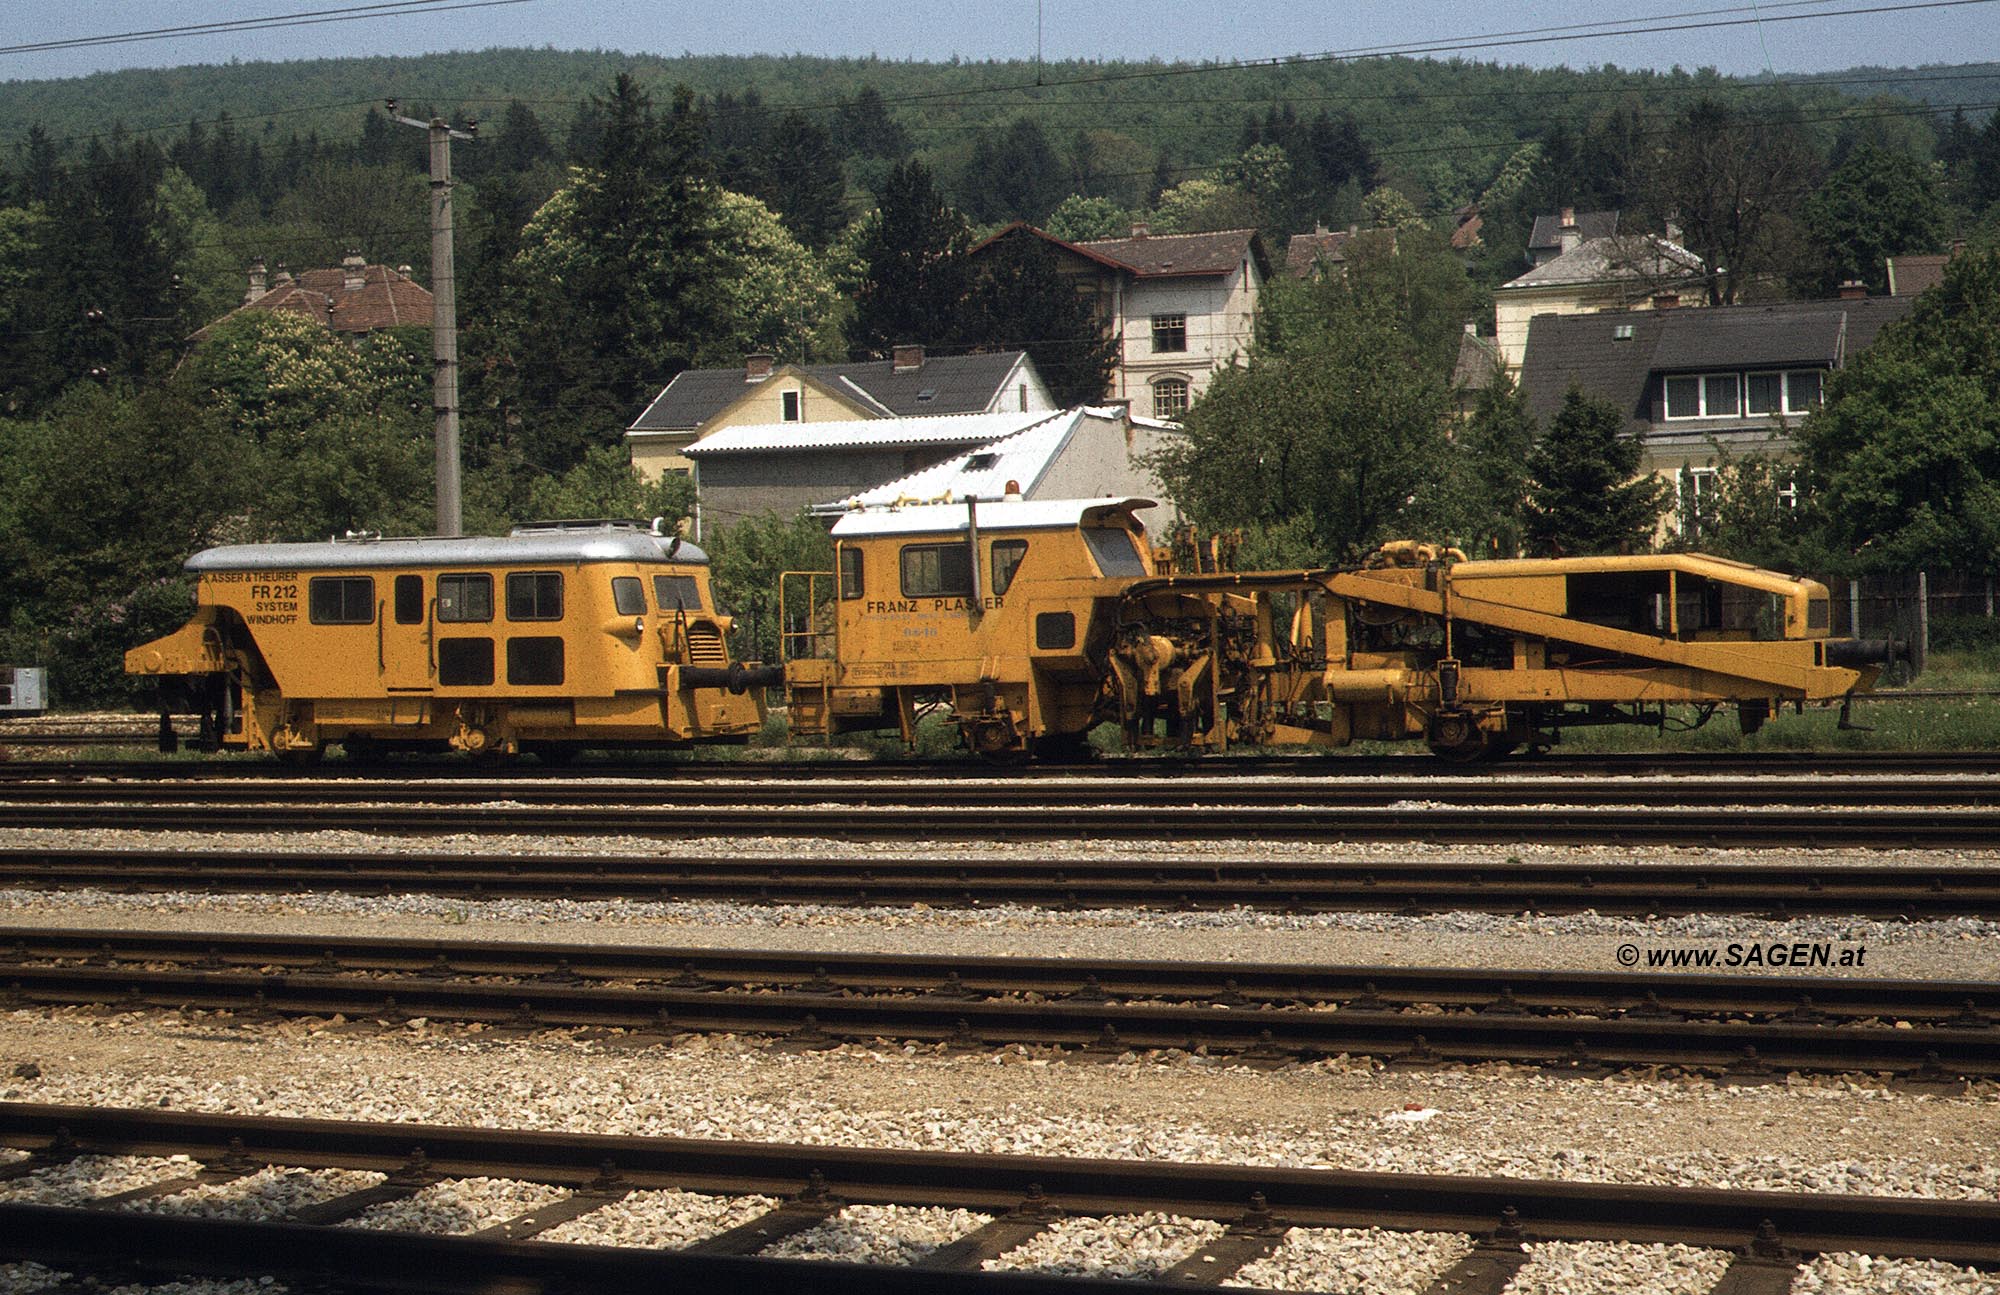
186, 527, 711, 573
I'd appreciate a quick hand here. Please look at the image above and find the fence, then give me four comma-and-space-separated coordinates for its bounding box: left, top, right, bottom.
1818, 571, 2000, 675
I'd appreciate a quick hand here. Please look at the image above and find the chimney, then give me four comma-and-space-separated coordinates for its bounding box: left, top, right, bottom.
1838, 279, 1867, 300
1652, 291, 1680, 310
341, 251, 366, 293
1560, 206, 1576, 228
892, 343, 924, 372
744, 353, 774, 381
272, 263, 293, 288
244, 259, 268, 304
1129, 221, 1150, 239
1557, 207, 1582, 256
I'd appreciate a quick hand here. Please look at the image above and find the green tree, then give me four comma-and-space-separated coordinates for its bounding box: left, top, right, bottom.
1642, 99, 1819, 305
1799, 249, 2000, 571
480, 75, 728, 474
1152, 277, 1457, 560
960, 117, 1065, 224
1522, 385, 1669, 556
1801, 143, 1947, 296
850, 160, 971, 355
1044, 194, 1133, 242
1460, 369, 1537, 558
522, 444, 697, 528
706, 509, 834, 666
959, 233, 1117, 407
709, 189, 846, 363
754, 110, 848, 250
1149, 177, 1257, 235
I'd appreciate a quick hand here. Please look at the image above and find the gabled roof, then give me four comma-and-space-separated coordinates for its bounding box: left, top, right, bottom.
1518, 297, 1916, 434
824, 408, 1090, 509
1501, 234, 1702, 292
1528, 210, 1620, 254
1886, 253, 1951, 297
192, 263, 433, 340
1452, 330, 1504, 392
1285, 229, 1357, 277
970, 223, 1271, 282
629, 352, 1033, 433
684, 410, 1058, 457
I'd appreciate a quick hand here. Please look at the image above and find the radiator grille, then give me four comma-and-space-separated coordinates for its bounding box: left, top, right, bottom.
686, 623, 728, 667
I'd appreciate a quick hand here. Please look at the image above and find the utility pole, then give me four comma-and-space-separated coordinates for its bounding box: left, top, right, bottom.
388, 100, 476, 537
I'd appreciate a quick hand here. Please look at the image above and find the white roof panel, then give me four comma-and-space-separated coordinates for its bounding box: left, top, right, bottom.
683, 410, 1052, 456
827, 496, 1156, 538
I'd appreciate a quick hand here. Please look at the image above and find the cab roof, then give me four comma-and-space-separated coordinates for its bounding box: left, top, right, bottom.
827, 496, 1154, 539
185, 523, 710, 573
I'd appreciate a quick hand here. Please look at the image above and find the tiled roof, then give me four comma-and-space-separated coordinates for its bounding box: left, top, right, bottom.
1285, 230, 1357, 277
684, 410, 1057, 456
1501, 234, 1702, 291
1886, 254, 1950, 297
1076, 228, 1261, 278
1528, 210, 1620, 253
1452, 330, 1503, 391
629, 352, 1031, 433
192, 264, 433, 340
1518, 297, 1916, 435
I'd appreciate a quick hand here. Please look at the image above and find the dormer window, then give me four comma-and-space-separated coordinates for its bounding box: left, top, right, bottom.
966, 453, 999, 470
1613, 324, 1635, 341
917, 388, 938, 403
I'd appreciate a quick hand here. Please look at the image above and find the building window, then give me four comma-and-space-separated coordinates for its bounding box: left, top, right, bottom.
308, 577, 374, 625
437, 573, 492, 623
1676, 467, 1718, 538
1150, 313, 1187, 353
781, 390, 802, 421
1667, 370, 1823, 420
1152, 377, 1190, 418
505, 571, 563, 621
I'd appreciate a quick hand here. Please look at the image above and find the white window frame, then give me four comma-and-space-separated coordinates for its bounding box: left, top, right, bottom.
1150, 313, 1188, 354
1668, 369, 1826, 421
780, 389, 802, 422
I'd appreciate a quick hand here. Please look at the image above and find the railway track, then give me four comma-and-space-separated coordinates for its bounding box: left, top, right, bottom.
2, 793, 1995, 846
5, 929, 1995, 1080
5, 748, 2000, 781
8, 844, 2000, 918
3, 1104, 1997, 1293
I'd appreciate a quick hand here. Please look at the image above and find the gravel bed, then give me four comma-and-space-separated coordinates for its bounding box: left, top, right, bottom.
5, 1008, 1999, 1203
0, 1153, 194, 1205
1223, 1227, 1473, 1292
3, 887, 1995, 982
339, 1176, 568, 1234
983, 1212, 1227, 1279
1501, 1240, 1733, 1294
0, 1265, 68, 1295
763, 1204, 993, 1265
536, 1189, 779, 1248
1794, 1253, 2000, 1293
128, 1167, 385, 1219
102, 1282, 287, 1295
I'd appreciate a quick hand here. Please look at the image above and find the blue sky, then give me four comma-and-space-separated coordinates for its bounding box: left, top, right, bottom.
4, 0, 1998, 82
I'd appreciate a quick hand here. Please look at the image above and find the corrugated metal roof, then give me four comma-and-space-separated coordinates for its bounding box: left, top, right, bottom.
684, 410, 1056, 456
824, 410, 1085, 508
828, 496, 1157, 538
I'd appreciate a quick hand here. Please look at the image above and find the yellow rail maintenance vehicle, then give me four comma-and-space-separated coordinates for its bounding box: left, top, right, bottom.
784, 497, 1886, 762
126, 520, 775, 760
781, 497, 1161, 760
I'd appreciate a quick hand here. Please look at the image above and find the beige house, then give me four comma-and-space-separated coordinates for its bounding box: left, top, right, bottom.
625, 347, 1052, 480
969, 224, 1271, 420
1493, 233, 1704, 373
